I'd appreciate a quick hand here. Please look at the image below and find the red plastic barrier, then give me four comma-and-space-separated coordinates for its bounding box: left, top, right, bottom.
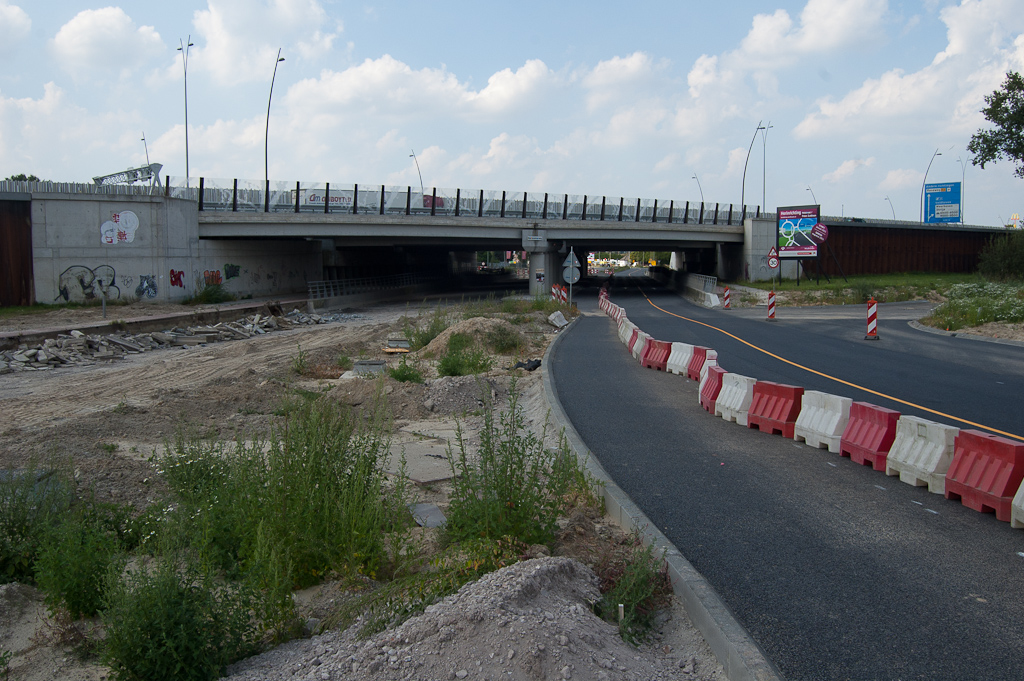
686, 346, 710, 381
700, 366, 727, 413
945, 430, 1024, 521
839, 402, 901, 471
627, 328, 640, 355
641, 340, 672, 371
747, 381, 804, 438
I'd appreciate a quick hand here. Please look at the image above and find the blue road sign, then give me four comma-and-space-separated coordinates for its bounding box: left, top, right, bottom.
924, 182, 961, 223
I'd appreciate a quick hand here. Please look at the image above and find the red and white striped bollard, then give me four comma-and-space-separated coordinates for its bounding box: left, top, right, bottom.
723, 287, 731, 309
865, 296, 879, 340
767, 290, 776, 321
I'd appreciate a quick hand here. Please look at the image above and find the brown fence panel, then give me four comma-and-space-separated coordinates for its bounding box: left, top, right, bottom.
803, 224, 995, 278
0, 200, 33, 306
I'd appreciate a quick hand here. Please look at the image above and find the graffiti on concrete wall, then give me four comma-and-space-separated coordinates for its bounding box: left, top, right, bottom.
224, 264, 240, 280
204, 270, 223, 286
100, 211, 140, 245
135, 275, 158, 299
169, 270, 185, 288
55, 265, 120, 302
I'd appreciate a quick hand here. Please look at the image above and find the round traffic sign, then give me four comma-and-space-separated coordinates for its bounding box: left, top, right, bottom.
563, 266, 581, 284
767, 256, 780, 269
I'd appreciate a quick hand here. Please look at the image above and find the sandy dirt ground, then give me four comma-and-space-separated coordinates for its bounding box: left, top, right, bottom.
0, 300, 724, 681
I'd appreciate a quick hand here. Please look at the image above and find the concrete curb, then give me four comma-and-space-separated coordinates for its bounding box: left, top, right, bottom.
908, 320, 1024, 348
541, 318, 784, 681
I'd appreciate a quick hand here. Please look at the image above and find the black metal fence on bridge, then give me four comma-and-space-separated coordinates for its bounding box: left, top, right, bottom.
170, 177, 759, 227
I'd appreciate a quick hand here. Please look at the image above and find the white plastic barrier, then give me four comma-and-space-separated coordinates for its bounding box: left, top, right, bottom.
1012, 482, 1024, 529
716, 373, 756, 426
792, 391, 852, 453
618, 319, 636, 346
666, 342, 694, 375
696, 350, 720, 404
884, 415, 959, 494
631, 331, 651, 360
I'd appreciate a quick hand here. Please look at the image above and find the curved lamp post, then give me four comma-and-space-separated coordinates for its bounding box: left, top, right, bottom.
919, 148, 941, 222
741, 120, 766, 212
761, 121, 773, 210
265, 48, 285, 202
885, 196, 896, 220
691, 173, 704, 203
806, 186, 817, 204
176, 37, 193, 187
409, 149, 425, 199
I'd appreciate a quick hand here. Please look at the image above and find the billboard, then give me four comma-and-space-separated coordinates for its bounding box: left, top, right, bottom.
777, 204, 821, 258
924, 182, 961, 223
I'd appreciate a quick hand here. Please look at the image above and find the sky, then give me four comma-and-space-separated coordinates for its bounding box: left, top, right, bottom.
1, 0, 1022, 226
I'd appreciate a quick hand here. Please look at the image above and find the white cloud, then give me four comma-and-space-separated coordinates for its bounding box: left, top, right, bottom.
823, 157, 875, 183
687, 54, 718, 98
584, 52, 655, 109
52, 8, 163, 78
796, 0, 1024, 140
0, 1, 31, 57
879, 168, 921, 189
190, 0, 340, 84
469, 60, 554, 114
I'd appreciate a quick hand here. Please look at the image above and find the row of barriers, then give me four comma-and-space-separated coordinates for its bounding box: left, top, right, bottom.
597, 287, 1024, 528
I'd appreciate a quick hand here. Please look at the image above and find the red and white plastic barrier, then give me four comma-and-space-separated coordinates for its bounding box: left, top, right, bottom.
945, 430, 1024, 522
686, 347, 710, 381
767, 290, 776, 321
865, 297, 879, 340
840, 402, 901, 471
793, 391, 852, 454
723, 287, 731, 309
716, 373, 756, 426
666, 343, 694, 375
747, 381, 804, 438
641, 340, 672, 371
1012, 483, 1024, 529
884, 415, 959, 494
700, 366, 727, 413
631, 331, 652, 361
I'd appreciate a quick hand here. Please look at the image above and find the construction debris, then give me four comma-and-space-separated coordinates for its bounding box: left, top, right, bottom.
0, 309, 361, 374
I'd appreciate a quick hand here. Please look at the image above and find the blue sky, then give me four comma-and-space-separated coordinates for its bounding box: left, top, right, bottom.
1, 0, 1022, 225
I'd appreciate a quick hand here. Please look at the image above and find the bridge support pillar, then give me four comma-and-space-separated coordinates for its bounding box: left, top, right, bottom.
522, 227, 560, 297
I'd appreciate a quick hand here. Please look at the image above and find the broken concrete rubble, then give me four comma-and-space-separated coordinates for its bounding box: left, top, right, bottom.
0, 309, 362, 373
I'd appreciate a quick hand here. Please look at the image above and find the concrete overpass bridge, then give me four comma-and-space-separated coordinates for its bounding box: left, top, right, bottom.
189, 177, 750, 295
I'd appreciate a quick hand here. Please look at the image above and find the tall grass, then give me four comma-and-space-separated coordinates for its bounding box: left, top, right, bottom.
0, 460, 74, 583
445, 386, 598, 545
978, 230, 1024, 280
924, 281, 1024, 330
744, 272, 983, 304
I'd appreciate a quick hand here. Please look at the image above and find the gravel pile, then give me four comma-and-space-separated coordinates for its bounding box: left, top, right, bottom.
225, 557, 707, 681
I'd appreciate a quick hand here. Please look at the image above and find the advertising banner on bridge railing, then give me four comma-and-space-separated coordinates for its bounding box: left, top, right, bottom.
924, 182, 961, 223
777, 204, 821, 258
294, 188, 354, 209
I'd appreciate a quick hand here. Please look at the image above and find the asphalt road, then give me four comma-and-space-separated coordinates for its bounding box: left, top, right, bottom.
550, 279, 1024, 680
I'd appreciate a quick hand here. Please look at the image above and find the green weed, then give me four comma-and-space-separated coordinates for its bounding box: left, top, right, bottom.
34, 511, 124, 619
102, 551, 263, 681
388, 357, 424, 383
486, 325, 526, 354
290, 343, 309, 375
406, 306, 454, 350
445, 387, 596, 546
596, 533, 670, 644
182, 283, 235, 305
437, 333, 493, 376
0, 460, 74, 583
923, 281, 1024, 330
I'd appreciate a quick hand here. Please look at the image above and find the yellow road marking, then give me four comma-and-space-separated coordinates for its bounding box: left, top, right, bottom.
641, 293, 1024, 442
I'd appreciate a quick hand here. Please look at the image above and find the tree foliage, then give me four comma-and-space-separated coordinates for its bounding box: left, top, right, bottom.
4, 173, 41, 181
968, 71, 1024, 178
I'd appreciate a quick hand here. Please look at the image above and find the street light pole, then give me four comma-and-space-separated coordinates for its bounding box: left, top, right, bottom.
806, 186, 817, 204
176, 37, 193, 187
691, 173, 704, 204
957, 156, 968, 224
741, 120, 765, 213
885, 196, 896, 220
409, 149, 425, 199
920, 148, 941, 222
761, 121, 773, 210
265, 48, 285, 198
